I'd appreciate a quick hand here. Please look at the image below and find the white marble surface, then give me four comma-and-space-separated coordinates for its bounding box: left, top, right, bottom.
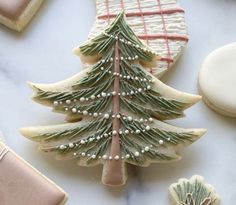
0, 0, 236, 204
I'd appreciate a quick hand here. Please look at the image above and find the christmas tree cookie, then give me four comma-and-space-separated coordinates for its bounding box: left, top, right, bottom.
20, 12, 205, 186
169, 175, 220, 205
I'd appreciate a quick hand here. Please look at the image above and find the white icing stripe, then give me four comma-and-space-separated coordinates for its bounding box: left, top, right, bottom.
89, 0, 188, 76
0, 145, 9, 161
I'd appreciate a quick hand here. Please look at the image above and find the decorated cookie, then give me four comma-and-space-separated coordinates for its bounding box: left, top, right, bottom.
198, 43, 236, 117
0, 142, 67, 205
0, 0, 44, 31
169, 175, 220, 205
90, 0, 189, 77
20, 12, 205, 186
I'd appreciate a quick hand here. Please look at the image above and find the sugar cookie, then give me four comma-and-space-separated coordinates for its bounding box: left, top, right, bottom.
21, 12, 205, 186
199, 43, 236, 117
169, 175, 220, 205
90, 0, 189, 77
0, 0, 44, 31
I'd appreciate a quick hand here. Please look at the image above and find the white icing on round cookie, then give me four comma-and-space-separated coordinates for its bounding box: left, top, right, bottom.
199, 43, 236, 117
89, 0, 188, 77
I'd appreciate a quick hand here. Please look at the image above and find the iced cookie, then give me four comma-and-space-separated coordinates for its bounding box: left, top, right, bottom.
169, 175, 220, 205
20, 12, 205, 186
90, 0, 189, 77
199, 43, 236, 117
0, 0, 44, 31
0, 142, 67, 205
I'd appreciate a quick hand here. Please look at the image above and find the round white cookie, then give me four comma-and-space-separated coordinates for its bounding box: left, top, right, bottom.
89, 0, 189, 77
199, 43, 236, 117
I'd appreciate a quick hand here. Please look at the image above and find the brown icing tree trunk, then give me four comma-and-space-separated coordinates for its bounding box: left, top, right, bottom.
102, 40, 126, 186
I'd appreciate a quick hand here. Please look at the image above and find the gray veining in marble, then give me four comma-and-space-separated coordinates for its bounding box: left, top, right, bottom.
0, 0, 236, 204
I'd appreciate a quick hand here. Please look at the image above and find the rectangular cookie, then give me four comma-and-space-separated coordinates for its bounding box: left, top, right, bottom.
0, 0, 44, 31
0, 142, 67, 205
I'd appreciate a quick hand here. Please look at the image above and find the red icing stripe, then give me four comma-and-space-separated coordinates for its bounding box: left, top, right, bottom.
138, 34, 189, 42
105, 0, 111, 23
136, 0, 152, 73
156, 0, 171, 69
97, 8, 184, 19
160, 57, 174, 63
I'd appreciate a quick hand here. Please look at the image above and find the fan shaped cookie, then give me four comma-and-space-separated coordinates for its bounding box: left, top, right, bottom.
89, 0, 189, 77
169, 175, 220, 205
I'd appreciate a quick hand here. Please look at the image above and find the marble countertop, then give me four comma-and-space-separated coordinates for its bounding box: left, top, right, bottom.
0, 0, 236, 204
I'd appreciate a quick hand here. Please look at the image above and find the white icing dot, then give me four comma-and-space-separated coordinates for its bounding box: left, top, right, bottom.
135, 77, 139, 80
140, 118, 144, 123
66, 100, 71, 104
59, 145, 66, 150
136, 130, 141, 134
116, 114, 121, 118
83, 110, 88, 116
65, 108, 69, 111
112, 91, 116, 96
125, 154, 130, 159
149, 118, 153, 122
109, 156, 113, 160
80, 140, 85, 144
101, 92, 106, 97
147, 85, 151, 90
81, 152, 86, 156
96, 136, 101, 140
114, 155, 120, 160
104, 114, 110, 119
125, 130, 129, 134
92, 154, 96, 159
145, 146, 150, 151
100, 67, 104, 71
134, 151, 140, 157
138, 88, 142, 92
104, 133, 108, 138
112, 130, 117, 136
69, 143, 74, 148
73, 153, 77, 156
80, 97, 85, 102
127, 116, 133, 121
126, 76, 130, 80
53, 101, 59, 106
91, 95, 95, 100
93, 113, 98, 117
72, 108, 77, 113
167, 138, 171, 141
146, 126, 151, 131
102, 155, 108, 160
159, 140, 164, 145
